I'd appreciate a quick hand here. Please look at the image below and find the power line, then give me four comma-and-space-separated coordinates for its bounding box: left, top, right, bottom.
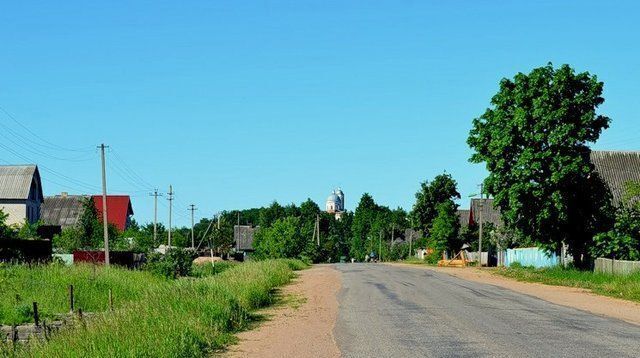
0, 105, 94, 153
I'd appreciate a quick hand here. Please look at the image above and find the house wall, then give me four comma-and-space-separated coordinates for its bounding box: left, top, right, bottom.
0, 202, 27, 226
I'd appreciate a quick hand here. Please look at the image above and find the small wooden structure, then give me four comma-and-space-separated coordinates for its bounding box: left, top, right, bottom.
437, 250, 470, 268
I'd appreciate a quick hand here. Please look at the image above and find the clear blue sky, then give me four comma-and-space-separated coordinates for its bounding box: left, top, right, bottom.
1, 1, 638, 227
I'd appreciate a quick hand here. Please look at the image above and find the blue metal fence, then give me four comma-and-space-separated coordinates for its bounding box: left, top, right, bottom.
504, 247, 559, 268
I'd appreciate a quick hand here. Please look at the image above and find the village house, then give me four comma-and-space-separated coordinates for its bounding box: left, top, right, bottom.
41, 193, 134, 232
590, 150, 640, 206
91, 195, 134, 232
0, 165, 43, 226
41, 193, 88, 229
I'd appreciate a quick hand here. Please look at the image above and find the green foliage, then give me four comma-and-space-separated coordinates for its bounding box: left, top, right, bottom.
0, 209, 17, 240
144, 248, 198, 279
190, 261, 238, 278
467, 63, 613, 267
254, 217, 306, 259
590, 183, 640, 260
430, 201, 462, 253
410, 173, 460, 235
6, 260, 304, 357
16, 219, 42, 240
52, 227, 82, 253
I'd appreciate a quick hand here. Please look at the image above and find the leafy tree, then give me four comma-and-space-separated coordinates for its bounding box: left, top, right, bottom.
253, 217, 305, 259
410, 173, 460, 235
258, 201, 287, 228
467, 63, 613, 268
430, 201, 462, 253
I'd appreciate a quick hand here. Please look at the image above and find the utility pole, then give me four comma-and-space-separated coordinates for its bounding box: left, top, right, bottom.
150, 189, 162, 246
98, 144, 110, 266
478, 183, 484, 268
189, 204, 197, 249
167, 185, 174, 247
316, 214, 320, 246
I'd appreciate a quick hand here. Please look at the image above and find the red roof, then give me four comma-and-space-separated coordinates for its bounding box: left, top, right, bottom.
92, 195, 134, 232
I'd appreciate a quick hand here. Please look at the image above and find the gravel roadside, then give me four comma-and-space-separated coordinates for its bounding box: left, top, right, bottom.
226, 265, 341, 358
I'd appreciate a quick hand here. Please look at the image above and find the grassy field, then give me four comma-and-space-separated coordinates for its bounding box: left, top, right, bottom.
1, 259, 307, 357
494, 265, 640, 303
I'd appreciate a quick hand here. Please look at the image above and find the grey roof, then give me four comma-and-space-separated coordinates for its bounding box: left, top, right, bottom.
41, 194, 88, 229
591, 151, 640, 206
457, 209, 470, 227
470, 198, 502, 227
235, 225, 257, 251
0, 165, 43, 201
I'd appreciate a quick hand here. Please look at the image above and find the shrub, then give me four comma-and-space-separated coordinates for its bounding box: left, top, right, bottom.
144, 248, 197, 279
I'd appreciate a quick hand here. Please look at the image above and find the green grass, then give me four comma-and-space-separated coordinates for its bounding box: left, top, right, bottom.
1, 260, 305, 357
494, 265, 640, 303
0, 263, 166, 325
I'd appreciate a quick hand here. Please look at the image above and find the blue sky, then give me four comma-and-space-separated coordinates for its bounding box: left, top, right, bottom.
1, 1, 639, 226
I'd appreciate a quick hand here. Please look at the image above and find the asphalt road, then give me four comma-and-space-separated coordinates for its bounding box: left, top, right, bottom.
333, 263, 640, 358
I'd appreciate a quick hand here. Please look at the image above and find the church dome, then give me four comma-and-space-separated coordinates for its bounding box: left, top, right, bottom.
327, 193, 340, 203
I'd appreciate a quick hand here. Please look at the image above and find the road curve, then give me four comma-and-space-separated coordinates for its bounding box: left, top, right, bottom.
333, 263, 640, 358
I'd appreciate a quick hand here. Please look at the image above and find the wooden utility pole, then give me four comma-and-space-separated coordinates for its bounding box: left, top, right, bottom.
167, 185, 174, 247
316, 214, 320, 246
150, 189, 162, 246
98, 144, 110, 266
189, 204, 197, 249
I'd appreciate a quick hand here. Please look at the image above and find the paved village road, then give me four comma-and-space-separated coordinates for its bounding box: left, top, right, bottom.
333, 263, 640, 358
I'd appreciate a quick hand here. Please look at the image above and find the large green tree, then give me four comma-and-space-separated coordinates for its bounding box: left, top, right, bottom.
467, 63, 613, 267
410, 173, 460, 235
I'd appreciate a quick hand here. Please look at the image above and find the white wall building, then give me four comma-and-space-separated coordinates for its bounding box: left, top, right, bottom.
0, 165, 43, 226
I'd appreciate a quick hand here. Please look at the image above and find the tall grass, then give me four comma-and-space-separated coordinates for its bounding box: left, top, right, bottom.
496, 265, 640, 302
0, 263, 166, 325
3, 260, 303, 357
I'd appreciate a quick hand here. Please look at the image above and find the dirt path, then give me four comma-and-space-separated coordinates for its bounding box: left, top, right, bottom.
389, 263, 640, 326
226, 265, 341, 358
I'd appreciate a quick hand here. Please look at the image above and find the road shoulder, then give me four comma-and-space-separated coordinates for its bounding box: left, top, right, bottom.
225, 265, 341, 358
388, 262, 640, 326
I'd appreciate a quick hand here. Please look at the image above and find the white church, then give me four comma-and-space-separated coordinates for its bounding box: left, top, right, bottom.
325, 188, 345, 219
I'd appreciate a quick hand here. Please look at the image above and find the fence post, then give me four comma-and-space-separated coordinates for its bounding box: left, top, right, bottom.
69, 285, 74, 313
33, 302, 39, 327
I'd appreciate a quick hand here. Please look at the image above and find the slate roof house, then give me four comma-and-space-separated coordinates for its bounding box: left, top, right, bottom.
41, 193, 88, 229
457, 209, 470, 228
0, 165, 43, 226
469, 198, 502, 228
590, 150, 640, 206
41, 194, 134, 232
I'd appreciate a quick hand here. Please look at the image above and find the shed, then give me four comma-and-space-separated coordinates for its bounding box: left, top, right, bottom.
41, 193, 88, 229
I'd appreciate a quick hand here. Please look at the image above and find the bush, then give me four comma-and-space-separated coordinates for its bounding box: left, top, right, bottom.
144, 248, 197, 279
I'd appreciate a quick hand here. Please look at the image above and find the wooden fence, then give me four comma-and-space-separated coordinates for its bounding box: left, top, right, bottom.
594, 257, 640, 275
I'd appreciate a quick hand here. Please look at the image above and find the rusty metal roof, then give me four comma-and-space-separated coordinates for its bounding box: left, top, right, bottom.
0, 165, 42, 201
591, 151, 640, 206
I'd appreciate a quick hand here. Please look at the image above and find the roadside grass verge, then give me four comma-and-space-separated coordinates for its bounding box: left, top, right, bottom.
1, 259, 306, 357
494, 265, 640, 303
